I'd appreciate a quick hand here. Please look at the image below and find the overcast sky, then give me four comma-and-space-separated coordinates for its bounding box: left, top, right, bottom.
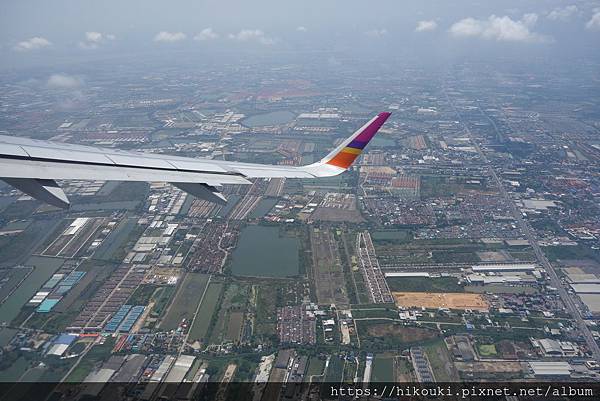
2, 0, 600, 70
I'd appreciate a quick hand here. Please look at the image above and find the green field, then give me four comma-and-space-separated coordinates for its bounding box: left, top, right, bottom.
420, 175, 486, 199
0, 268, 30, 303
149, 286, 175, 319
371, 230, 411, 243
478, 344, 497, 356
209, 283, 249, 345
0, 328, 17, 347
371, 356, 394, 382
128, 284, 159, 305
466, 285, 537, 294
188, 282, 224, 343
386, 277, 464, 293
424, 340, 456, 381
324, 356, 344, 383
160, 273, 210, 330
92, 217, 139, 261
544, 245, 600, 263
225, 311, 244, 342
0, 219, 61, 266
0, 356, 30, 381
306, 357, 326, 377
254, 284, 278, 337
64, 337, 115, 382
351, 308, 399, 319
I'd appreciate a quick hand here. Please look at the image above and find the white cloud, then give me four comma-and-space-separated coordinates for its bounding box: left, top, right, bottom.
449, 14, 547, 43
194, 28, 219, 41
296, 26, 307, 32
547, 5, 578, 21
47, 74, 83, 89
228, 29, 275, 45
154, 31, 187, 42
14, 37, 51, 52
586, 9, 600, 31
416, 20, 437, 32
364, 29, 387, 37
79, 31, 115, 49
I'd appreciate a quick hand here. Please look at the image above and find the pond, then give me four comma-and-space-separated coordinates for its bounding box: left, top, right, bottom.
242, 111, 296, 127
230, 225, 299, 277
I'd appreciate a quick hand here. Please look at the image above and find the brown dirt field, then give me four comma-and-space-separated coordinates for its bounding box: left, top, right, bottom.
367, 325, 437, 341
393, 292, 489, 311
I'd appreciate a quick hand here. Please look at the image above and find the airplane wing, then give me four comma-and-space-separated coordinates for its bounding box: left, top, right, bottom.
0, 112, 391, 208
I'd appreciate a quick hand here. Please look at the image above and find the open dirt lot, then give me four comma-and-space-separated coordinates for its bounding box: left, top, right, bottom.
392, 292, 488, 311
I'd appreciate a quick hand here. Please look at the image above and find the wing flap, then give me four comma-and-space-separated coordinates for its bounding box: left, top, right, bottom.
167, 159, 229, 173
0, 143, 29, 157
171, 182, 227, 205
20, 144, 116, 165
0, 158, 251, 185
2, 178, 70, 209
105, 154, 177, 170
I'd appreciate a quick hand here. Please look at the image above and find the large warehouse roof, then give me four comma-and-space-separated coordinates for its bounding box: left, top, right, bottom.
570, 284, 600, 294
529, 361, 572, 377
472, 263, 536, 272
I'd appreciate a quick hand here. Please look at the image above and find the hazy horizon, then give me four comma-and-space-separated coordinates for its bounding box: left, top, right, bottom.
2, 0, 600, 72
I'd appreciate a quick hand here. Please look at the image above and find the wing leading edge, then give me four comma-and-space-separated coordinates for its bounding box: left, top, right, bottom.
0, 112, 391, 208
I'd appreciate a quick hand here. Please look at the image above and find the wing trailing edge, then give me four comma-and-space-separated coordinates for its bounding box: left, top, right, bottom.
0, 112, 391, 207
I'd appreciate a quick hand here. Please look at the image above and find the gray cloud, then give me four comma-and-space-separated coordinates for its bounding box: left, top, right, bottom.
364, 28, 387, 37
449, 14, 547, 43
154, 31, 187, 42
47, 73, 83, 89
228, 29, 275, 45
415, 20, 437, 32
547, 5, 578, 21
14, 36, 51, 51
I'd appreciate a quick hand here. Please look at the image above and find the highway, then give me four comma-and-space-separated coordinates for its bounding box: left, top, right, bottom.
444, 88, 600, 362
487, 163, 600, 362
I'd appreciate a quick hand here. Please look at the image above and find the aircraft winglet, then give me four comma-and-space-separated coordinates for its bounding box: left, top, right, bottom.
301, 112, 391, 177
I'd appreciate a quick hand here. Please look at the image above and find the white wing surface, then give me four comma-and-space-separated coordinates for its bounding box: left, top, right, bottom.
0, 112, 391, 208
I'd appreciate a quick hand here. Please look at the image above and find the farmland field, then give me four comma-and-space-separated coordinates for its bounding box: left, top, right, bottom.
371, 356, 394, 382
188, 281, 224, 343
160, 273, 210, 330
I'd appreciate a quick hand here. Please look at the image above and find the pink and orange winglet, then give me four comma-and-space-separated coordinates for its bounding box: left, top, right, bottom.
326, 112, 391, 169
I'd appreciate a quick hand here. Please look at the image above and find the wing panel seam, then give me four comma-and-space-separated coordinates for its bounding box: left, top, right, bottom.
0, 154, 246, 177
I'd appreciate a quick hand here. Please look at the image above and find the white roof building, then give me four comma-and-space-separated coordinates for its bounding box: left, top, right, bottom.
529, 361, 572, 377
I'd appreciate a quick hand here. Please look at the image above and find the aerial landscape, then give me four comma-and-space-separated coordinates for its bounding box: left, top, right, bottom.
1, 1, 600, 400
